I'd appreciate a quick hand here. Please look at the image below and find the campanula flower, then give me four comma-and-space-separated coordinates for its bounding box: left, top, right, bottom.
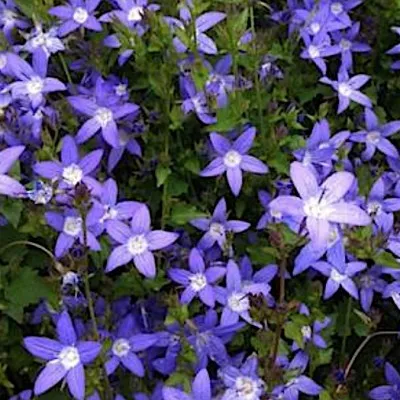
387, 27, 400, 70
358, 266, 386, 312
369, 362, 400, 399
320, 68, 372, 113
200, 128, 268, 196
24, 311, 101, 399
269, 162, 370, 251
190, 197, 250, 250
168, 247, 226, 307
45, 208, 101, 258
350, 108, 400, 161
106, 204, 179, 278
0, 145, 25, 197
163, 368, 212, 400
49, 0, 102, 37
0, 0, 29, 42
271, 374, 322, 399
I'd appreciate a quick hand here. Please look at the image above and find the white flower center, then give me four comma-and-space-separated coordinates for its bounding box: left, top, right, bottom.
302, 151, 312, 166
0, 54, 7, 69
330, 268, 347, 283
367, 201, 382, 215
73, 7, 89, 24
62, 271, 80, 286
340, 39, 352, 50
301, 325, 312, 340
2, 10, 17, 23
209, 222, 225, 239
26, 77, 44, 95
127, 6, 144, 22
95, 107, 113, 128
228, 292, 249, 313
270, 209, 282, 219
100, 206, 118, 223
310, 22, 321, 34
235, 376, 260, 399
31, 33, 46, 48
115, 84, 127, 96
303, 196, 329, 219
338, 83, 352, 97
189, 273, 207, 292
58, 346, 80, 370
112, 338, 131, 357
360, 275, 372, 288
308, 45, 320, 59
367, 130, 381, 144
127, 235, 148, 255
62, 164, 83, 186
331, 2, 343, 15
223, 150, 242, 168
63, 216, 82, 237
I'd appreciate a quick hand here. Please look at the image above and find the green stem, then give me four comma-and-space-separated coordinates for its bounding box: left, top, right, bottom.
58, 53, 73, 85
340, 297, 353, 365
0, 240, 59, 270
336, 330, 400, 394
249, 4, 265, 138
80, 210, 113, 400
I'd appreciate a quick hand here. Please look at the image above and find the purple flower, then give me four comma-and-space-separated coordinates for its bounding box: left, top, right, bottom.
87, 178, 142, 236
186, 309, 244, 370
106, 204, 179, 278
24, 311, 101, 399
0, 0, 29, 42
163, 368, 212, 400
100, 0, 160, 31
181, 76, 216, 124
359, 266, 386, 312
8, 54, 66, 109
387, 27, 400, 70
215, 260, 263, 327
382, 281, 400, 310
312, 240, 366, 299
293, 119, 349, 177
9, 390, 32, 400
166, 8, 226, 55
0, 145, 26, 197
105, 314, 158, 376
33, 135, 103, 193
272, 374, 322, 399
350, 108, 400, 161
220, 355, 265, 399
320, 68, 372, 114
190, 198, 250, 250
45, 208, 101, 258
369, 362, 400, 399
269, 161, 370, 251
200, 128, 268, 196
169, 247, 226, 307
49, 0, 102, 37
68, 92, 140, 148
300, 32, 341, 75
330, 22, 371, 71
26, 180, 53, 204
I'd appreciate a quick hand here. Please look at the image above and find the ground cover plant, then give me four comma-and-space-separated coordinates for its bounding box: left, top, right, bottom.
2, 0, 400, 399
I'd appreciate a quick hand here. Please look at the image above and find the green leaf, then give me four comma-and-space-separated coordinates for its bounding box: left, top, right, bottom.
4, 268, 58, 323
284, 322, 304, 348
170, 203, 207, 226
319, 390, 333, 400
0, 199, 24, 228
155, 165, 171, 187
373, 251, 400, 269
167, 176, 189, 197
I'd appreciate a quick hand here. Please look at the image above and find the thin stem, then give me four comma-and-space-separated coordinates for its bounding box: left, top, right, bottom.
80, 210, 113, 400
336, 331, 400, 394
267, 256, 287, 382
0, 240, 59, 269
58, 53, 73, 85
249, 4, 265, 138
340, 297, 353, 365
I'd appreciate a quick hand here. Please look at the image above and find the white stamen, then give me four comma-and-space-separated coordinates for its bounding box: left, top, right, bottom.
228, 292, 249, 313
62, 164, 83, 186
26, 77, 44, 95
58, 346, 80, 370
330, 268, 347, 283
63, 216, 82, 237
223, 150, 242, 168
95, 107, 113, 128
308, 45, 320, 59
127, 6, 144, 22
367, 130, 381, 144
73, 7, 89, 24
112, 338, 131, 357
127, 235, 148, 255
331, 2, 344, 15
338, 83, 352, 97
189, 273, 207, 292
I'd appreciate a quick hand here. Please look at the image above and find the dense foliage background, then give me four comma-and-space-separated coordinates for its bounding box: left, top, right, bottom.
2, 0, 400, 399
